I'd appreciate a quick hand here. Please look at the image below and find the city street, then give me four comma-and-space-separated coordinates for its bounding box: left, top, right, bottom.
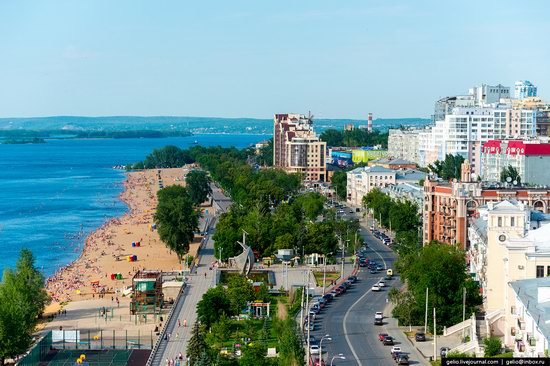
310, 206, 429, 366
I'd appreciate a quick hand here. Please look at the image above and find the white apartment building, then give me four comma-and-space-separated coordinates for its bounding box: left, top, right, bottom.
515, 80, 538, 100
388, 129, 421, 164
509, 277, 550, 357
467, 200, 550, 348
346, 166, 396, 206
469, 84, 511, 105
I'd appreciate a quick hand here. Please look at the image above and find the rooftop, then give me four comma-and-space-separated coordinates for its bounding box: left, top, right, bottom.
510, 277, 550, 342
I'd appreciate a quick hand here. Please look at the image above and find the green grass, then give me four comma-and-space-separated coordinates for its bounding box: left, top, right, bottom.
219, 270, 273, 286
312, 271, 340, 287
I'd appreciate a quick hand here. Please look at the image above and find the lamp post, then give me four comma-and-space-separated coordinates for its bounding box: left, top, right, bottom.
323, 252, 333, 295
330, 353, 346, 366
218, 247, 223, 265
319, 334, 331, 362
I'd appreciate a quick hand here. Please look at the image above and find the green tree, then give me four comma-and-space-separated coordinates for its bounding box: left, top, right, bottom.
388, 288, 417, 331
397, 242, 482, 328
239, 342, 269, 366
500, 165, 521, 185
154, 186, 200, 260
319, 129, 344, 146
295, 192, 325, 220
257, 139, 273, 167
276, 318, 305, 366
143, 145, 193, 168
428, 154, 465, 181
0, 249, 50, 365
186, 170, 212, 205
484, 337, 502, 357
331, 170, 347, 200
226, 276, 255, 315
196, 286, 233, 328
187, 322, 209, 366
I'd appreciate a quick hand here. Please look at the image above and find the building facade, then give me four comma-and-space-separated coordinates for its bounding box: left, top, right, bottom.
273, 113, 327, 182
515, 80, 538, 100
423, 161, 550, 248
346, 166, 396, 206
388, 128, 421, 164
467, 200, 550, 351
481, 139, 550, 185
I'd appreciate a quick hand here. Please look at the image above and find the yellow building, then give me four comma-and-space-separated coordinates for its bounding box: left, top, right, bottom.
351, 149, 388, 163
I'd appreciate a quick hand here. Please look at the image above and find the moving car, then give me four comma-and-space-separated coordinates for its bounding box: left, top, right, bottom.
371, 284, 381, 292
376, 265, 384, 271
378, 333, 389, 341
374, 311, 383, 325
390, 346, 402, 356
378, 280, 386, 287
369, 269, 377, 274
415, 331, 426, 342
397, 354, 410, 365
383, 336, 394, 345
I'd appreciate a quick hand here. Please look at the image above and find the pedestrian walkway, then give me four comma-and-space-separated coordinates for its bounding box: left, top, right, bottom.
149, 219, 217, 365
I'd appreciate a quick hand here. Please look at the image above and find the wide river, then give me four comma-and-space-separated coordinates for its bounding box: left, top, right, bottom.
0, 134, 266, 276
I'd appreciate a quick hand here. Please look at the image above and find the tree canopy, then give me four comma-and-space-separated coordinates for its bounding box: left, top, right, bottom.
320, 128, 388, 148
186, 170, 212, 206
196, 286, 233, 328
141, 145, 194, 168
0, 249, 50, 364
428, 154, 465, 181
393, 242, 482, 329
154, 185, 200, 260
500, 165, 521, 185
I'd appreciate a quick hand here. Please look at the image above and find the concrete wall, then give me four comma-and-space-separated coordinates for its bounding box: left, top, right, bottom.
525, 155, 550, 185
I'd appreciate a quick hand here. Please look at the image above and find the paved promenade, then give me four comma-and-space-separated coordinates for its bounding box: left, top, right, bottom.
150, 225, 217, 365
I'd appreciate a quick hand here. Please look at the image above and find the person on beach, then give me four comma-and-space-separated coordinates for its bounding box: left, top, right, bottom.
178, 319, 181, 327
183, 319, 187, 327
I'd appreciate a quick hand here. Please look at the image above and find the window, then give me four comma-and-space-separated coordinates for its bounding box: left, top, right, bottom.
547, 266, 550, 277
498, 217, 502, 227
537, 265, 545, 278
511, 217, 515, 227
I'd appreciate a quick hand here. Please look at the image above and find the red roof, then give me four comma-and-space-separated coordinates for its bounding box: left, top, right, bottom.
483, 140, 550, 156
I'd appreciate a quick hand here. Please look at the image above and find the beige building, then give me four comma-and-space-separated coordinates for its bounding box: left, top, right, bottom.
273, 114, 327, 182
468, 200, 550, 347
388, 128, 421, 164
346, 166, 396, 206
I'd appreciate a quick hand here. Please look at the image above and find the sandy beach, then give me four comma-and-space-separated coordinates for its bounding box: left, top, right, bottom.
45, 167, 198, 305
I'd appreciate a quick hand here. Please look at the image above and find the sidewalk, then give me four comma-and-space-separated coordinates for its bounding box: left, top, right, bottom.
384, 301, 432, 365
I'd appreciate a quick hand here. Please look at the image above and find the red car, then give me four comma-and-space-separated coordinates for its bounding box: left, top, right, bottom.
378, 333, 389, 341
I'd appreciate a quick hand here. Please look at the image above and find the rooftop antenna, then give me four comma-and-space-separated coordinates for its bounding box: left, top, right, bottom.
307, 111, 314, 125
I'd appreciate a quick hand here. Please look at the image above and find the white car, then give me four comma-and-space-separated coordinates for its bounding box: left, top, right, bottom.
310, 344, 320, 355
378, 281, 386, 287
371, 284, 381, 292
375, 311, 383, 318
391, 346, 401, 355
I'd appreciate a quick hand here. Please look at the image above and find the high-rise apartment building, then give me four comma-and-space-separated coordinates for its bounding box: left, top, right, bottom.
273, 114, 327, 182
388, 128, 421, 164
515, 80, 538, 100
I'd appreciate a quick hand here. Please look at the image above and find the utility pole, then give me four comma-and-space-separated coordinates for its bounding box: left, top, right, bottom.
462, 287, 467, 340
322, 257, 327, 295
340, 236, 345, 280
299, 271, 305, 330
424, 287, 429, 333
306, 271, 311, 364
433, 307, 437, 361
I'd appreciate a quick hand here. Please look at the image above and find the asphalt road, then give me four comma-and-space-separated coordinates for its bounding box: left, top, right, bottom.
310, 209, 424, 366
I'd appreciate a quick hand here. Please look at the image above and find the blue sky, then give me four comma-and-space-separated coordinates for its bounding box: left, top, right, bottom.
0, 0, 548, 119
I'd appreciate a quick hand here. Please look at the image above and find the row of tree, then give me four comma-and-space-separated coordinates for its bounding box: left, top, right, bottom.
320, 128, 388, 148
0, 250, 50, 364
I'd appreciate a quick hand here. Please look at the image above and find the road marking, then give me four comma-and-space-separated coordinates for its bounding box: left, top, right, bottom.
342, 229, 390, 365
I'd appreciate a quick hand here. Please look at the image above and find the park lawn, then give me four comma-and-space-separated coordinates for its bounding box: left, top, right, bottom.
312, 271, 340, 287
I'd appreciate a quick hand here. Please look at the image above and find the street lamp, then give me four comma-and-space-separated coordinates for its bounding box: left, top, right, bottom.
330, 353, 346, 366
319, 334, 332, 361
323, 252, 333, 295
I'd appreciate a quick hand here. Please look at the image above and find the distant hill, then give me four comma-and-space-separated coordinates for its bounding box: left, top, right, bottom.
0, 116, 431, 135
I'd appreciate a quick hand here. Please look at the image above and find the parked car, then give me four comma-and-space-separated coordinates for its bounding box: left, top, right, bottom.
440, 347, 450, 357
397, 354, 409, 365
338, 285, 346, 293
359, 261, 368, 267
330, 290, 339, 297
323, 293, 333, 301
307, 322, 315, 331
371, 284, 381, 291
310, 344, 320, 355
308, 335, 317, 345
348, 275, 357, 283
383, 336, 394, 345
415, 331, 426, 342
310, 357, 326, 366
378, 333, 389, 341
378, 280, 386, 287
